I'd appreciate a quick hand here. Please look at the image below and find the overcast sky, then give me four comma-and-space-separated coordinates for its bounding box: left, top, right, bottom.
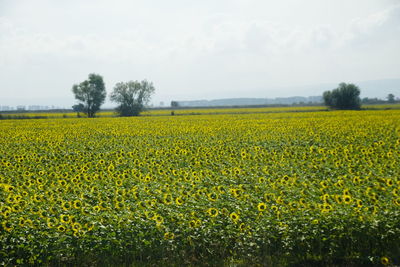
1, 0, 400, 107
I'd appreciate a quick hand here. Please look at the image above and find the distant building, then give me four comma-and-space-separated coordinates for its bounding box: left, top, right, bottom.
0, 106, 11, 111
16, 105, 26, 111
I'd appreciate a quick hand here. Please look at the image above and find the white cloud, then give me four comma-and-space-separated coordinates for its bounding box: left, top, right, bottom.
342, 4, 400, 45
0, 1, 399, 105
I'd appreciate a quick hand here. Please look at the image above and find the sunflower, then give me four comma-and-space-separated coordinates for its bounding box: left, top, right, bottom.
381, 256, 389, 265
386, 179, 394, 187
72, 222, 82, 231
6, 195, 15, 204
207, 208, 219, 217
322, 203, 332, 213
207, 192, 218, 202
154, 215, 164, 226
188, 220, 196, 228
115, 195, 124, 203
2, 221, 13, 232
320, 181, 328, 189
57, 225, 67, 232
271, 205, 278, 212
62, 201, 71, 211
116, 202, 125, 209
92, 205, 100, 212
230, 212, 240, 223
60, 214, 70, 223
73, 229, 83, 237
175, 197, 184, 205
352, 176, 361, 184
100, 202, 108, 210
343, 195, 352, 205
164, 232, 175, 240
73, 200, 82, 209
163, 194, 173, 205
264, 193, 275, 202
335, 195, 343, 204
257, 202, 267, 212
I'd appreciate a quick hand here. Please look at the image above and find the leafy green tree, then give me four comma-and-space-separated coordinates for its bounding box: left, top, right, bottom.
171, 101, 179, 107
72, 73, 106, 117
323, 83, 361, 110
387, 94, 395, 103
72, 103, 84, 117
110, 80, 155, 116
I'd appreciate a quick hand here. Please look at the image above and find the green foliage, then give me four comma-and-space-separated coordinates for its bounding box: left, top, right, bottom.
323, 83, 361, 110
1, 110, 400, 266
72, 103, 84, 112
387, 94, 395, 103
72, 73, 106, 118
110, 80, 155, 116
171, 101, 179, 108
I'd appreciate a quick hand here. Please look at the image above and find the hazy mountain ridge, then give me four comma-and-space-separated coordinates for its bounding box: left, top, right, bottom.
176, 96, 322, 107
175, 79, 400, 107
1, 79, 399, 109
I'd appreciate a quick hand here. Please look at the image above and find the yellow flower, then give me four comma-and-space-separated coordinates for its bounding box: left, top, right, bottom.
57, 225, 67, 232
47, 217, 58, 228
335, 195, 343, 204
163, 194, 173, 205
175, 197, 184, 205
343, 195, 352, 204
154, 215, 164, 226
72, 222, 82, 231
188, 220, 196, 228
93, 205, 101, 212
257, 202, 267, 212
207, 208, 219, 217
60, 214, 70, 223
386, 179, 394, 187
164, 232, 175, 240
381, 256, 389, 265
230, 212, 240, 223
62, 201, 71, 211
3, 221, 13, 232
207, 192, 218, 202
73, 200, 82, 209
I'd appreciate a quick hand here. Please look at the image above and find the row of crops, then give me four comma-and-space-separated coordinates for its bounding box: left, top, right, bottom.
2, 103, 399, 119
0, 106, 327, 120
1, 110, 399, 266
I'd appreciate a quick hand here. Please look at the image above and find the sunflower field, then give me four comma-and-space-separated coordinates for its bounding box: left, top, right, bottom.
1, 110, 399, 266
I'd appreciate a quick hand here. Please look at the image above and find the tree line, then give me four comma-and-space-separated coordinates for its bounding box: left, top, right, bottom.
72, 73, 155, 117
71, 75, 396, 118
323, 83, 397, 110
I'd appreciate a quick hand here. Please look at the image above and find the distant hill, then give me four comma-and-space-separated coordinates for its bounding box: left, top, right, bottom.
173, 78, 400, 107
174, 96, 322, 107
356, 79, 400, 98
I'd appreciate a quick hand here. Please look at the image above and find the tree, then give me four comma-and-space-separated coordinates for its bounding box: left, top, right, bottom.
110, 80, 155, 116
387, 94, 395, 103
72, 73, 106, 118
323, 83, 361, 110
171, 101, 179, 108
72, 103, 84, 117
